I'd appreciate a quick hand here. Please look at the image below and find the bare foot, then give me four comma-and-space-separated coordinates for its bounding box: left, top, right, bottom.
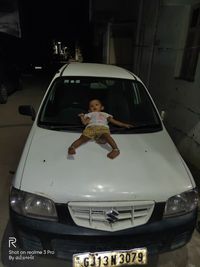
68, 146, 76, 155
107, 149, 120, 159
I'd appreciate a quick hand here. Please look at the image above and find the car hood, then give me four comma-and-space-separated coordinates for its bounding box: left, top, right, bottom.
19, 127, 194, 203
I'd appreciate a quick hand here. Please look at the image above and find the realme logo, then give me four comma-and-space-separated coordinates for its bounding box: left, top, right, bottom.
8, 237, 17, 248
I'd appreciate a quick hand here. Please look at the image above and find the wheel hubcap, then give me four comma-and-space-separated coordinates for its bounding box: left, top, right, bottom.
0, 85, 7, 99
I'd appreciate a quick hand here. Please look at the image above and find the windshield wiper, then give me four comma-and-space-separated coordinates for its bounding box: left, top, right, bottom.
131, 123, 161, 129
110, 123, 161, 133
39, 122, 161, 132
39, 123, 84, 130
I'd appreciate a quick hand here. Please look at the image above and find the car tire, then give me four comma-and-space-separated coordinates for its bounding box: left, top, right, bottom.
17, 78, 23, 90
0, 84, 8, 104
196, 207, 200, 233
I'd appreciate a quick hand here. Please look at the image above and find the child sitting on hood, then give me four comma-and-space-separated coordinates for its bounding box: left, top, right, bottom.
68, 99, 133, 159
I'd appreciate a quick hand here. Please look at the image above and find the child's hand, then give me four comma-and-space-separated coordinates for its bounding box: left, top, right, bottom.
78, 113, 90, 125
124, 123, 134, 128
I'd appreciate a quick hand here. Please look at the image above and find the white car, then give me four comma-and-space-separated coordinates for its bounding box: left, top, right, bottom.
10, 63, 198, 266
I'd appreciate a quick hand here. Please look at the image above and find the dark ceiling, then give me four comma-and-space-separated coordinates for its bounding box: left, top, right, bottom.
19, 0, 90, 41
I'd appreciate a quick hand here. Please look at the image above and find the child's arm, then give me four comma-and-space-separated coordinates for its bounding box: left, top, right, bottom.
78, 113, 91, 125
108, 117, 133, 128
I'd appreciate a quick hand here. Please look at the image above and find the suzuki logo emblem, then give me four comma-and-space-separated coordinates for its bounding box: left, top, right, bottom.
105, 209, 119, 223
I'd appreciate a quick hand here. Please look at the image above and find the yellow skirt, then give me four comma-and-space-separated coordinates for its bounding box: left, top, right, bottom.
83, 125, 110, 139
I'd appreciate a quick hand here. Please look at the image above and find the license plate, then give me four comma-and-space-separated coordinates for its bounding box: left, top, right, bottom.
73, 248, 147, 267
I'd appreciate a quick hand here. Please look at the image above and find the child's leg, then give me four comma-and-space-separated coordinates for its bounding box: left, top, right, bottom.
68, 135, 90, 155
101, 133, 120, 159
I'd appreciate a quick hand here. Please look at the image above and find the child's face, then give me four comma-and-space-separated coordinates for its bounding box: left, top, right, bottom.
89, 100, 103, 112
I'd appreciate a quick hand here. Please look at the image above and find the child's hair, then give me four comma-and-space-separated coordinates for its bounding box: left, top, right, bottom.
89, 99, 103, 106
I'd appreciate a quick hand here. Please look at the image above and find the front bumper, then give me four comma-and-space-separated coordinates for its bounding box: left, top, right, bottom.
10, 204, 197, 260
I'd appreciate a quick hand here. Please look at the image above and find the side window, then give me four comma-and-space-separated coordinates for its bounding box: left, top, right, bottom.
132, 82, 141, 105
131, 82, 160, 124
180, 4, 200, 81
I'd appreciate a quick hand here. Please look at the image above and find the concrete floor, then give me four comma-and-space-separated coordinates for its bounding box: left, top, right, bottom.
0, 74, 200, 267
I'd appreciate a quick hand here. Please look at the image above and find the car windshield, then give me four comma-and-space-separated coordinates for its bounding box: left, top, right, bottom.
38, 77, 162, 133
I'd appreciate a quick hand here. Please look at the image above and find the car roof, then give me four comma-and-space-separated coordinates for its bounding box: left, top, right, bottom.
58, 62, 137, 80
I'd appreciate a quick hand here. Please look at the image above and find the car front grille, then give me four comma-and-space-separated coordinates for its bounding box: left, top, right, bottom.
68, 201, 155, 231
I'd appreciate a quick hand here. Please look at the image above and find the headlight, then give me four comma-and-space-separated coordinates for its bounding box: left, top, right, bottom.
164, 188, 199, 218
10, 187, 58, 221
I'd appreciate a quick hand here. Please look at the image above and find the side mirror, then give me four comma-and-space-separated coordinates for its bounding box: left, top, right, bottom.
18, 105, 36, 121
160, 110, 166, 121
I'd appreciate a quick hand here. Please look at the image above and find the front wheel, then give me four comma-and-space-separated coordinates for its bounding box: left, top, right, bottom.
0, 84, 8, 104
196, 207, 200, 233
